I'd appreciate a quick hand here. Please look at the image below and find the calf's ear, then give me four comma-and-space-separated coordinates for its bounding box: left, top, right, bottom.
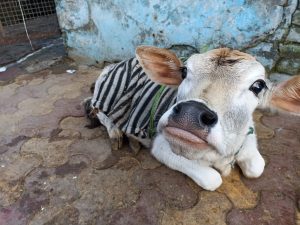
268, 75, 300, 114
136, 46, 183, 85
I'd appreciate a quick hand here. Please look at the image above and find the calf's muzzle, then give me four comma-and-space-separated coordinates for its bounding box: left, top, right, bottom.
168, 101, 218, 132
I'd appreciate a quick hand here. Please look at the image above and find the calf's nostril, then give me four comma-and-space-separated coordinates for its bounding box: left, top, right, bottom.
171, 101, 217, 129
173, 104, 181, 114
200, 112, 218, 127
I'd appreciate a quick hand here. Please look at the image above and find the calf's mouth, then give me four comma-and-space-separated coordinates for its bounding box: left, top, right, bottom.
164, 126, 210, 149
161, 100, 217, 150
164, 127, 209, 149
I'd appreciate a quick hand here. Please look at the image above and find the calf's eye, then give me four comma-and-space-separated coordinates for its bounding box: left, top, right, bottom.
180, 66, 187, 79
249, 79, 267, 96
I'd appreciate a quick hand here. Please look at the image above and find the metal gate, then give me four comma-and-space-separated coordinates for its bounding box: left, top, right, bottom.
0, 0, 60, 46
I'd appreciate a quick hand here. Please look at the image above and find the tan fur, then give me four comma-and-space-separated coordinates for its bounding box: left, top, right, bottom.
136, 46, 183, 85
271, 75, 300, 113
209, 48, 256, 62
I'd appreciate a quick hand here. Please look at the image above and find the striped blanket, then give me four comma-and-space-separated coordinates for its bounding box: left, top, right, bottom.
91, 57, 177, 139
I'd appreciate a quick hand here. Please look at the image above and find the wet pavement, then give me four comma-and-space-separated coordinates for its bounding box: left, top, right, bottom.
0, 47, 299, 225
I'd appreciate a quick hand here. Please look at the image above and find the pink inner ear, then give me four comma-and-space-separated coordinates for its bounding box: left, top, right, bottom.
271, 75, 300, 113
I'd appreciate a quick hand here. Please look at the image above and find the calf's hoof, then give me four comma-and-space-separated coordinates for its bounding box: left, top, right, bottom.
128, 137, 141, 154
110, 135, 123, 150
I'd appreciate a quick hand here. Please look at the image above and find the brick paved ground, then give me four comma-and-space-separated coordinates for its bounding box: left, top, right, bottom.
0, 49, 299, 225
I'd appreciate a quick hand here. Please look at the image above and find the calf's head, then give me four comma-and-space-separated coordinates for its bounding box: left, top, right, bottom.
136, 46, 300, 159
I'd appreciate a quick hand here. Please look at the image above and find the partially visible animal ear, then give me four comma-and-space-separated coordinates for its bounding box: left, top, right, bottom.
269, 75, 300, 114
136, 46, 183, 85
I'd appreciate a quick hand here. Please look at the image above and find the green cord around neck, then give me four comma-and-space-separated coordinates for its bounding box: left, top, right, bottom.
230, 126, 255, 168
149, 85, 166, 138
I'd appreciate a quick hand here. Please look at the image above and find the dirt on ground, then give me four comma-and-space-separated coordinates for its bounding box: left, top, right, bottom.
0, 44, 299, 225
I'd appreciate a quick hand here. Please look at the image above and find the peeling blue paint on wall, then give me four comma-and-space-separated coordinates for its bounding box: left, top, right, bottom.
55, 0, 299, 72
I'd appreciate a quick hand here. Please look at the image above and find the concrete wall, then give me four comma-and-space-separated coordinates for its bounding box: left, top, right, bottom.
55, 0, 300, 75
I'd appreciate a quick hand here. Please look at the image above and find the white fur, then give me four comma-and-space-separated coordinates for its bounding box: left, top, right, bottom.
150, 50, 268, 191
152, 118, 265, 190
151, 135, 222, 191
91, 48, 298, 191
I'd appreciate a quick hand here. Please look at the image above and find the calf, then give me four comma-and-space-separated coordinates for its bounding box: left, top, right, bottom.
85, 46, 300, 191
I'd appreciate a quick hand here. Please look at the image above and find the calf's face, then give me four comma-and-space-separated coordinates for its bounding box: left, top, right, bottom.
136, 46, 300, 159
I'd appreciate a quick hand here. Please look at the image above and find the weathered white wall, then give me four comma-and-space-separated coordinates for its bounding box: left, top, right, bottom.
55, 0, 300, 74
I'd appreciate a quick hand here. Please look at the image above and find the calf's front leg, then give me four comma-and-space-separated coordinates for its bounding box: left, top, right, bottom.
97, 112, 123, 150
236, 134, 265, 178
151, 135, 222, 191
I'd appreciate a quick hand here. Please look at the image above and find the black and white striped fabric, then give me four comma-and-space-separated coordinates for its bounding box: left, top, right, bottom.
91, 57, 177, 139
